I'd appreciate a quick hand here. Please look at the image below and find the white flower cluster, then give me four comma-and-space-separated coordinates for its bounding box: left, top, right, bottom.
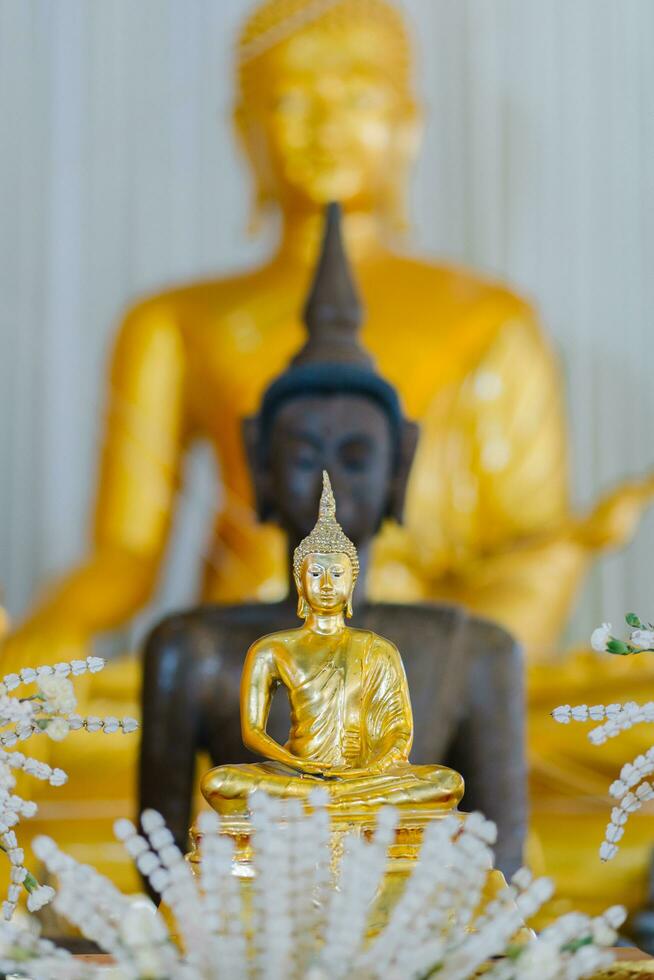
495, 906, 625, 980
0, 919, 76, 979
590, 623, 613, 653
553, 612, 654, 862
551, 701, 654, 745
0, 656, 138, 918
590, 613, 654, 655
0, 794, 624, 979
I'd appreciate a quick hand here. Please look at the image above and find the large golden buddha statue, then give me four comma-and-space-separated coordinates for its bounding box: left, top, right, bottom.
3, 0, 652, 676
202, 471, 463, 816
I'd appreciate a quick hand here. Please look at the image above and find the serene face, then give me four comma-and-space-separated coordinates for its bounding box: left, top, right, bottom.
238, 22, 415, 208
267, 393, 395, 545
301, 552, 353, 614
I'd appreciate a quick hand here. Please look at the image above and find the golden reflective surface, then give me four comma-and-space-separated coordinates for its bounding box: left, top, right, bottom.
187, 808, 509, 946
202, 473, 463, 814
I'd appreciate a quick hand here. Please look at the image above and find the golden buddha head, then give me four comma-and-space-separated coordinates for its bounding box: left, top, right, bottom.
293, 470, 359, 617
235, 0, 421, 225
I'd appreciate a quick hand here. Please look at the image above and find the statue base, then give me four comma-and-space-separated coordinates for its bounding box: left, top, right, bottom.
187, 804, 513, 941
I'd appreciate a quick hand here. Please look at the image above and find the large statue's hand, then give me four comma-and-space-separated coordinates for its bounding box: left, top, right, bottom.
576, 475, 654, 552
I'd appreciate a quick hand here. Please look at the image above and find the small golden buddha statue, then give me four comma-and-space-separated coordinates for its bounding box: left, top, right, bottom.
201, 471, 463, 816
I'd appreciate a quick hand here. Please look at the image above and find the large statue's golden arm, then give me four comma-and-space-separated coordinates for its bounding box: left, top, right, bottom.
431, 474, 654, 661
371, 316, 654, 659
1, 303, 187, 671
575, 474, 654, 551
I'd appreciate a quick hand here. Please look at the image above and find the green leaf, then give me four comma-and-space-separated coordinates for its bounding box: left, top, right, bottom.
23, 872, 38, 894
417, 963, 443, 978
607, 639, 630, 655
626, 612, 642, 628
562, 935, 593, 953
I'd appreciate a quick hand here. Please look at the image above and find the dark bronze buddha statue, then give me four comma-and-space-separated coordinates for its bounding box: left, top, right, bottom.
139, 204, 526, 876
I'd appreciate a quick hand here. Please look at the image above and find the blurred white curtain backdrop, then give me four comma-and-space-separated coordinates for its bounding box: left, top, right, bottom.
1, 0, 652, 645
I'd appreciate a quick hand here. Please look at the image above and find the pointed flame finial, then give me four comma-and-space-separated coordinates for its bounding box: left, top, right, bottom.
292, 470, 360, 607
292, 202, 372, 368
319, 470, 336, 519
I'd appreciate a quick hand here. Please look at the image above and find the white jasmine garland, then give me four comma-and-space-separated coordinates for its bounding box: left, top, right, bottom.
553, 611, 654, 861
0, 799, 619, 979
0, 658, 137, 918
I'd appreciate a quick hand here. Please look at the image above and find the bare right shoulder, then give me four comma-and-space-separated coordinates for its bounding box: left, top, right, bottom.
244, 628, 302, 665
117, 264, 275, 331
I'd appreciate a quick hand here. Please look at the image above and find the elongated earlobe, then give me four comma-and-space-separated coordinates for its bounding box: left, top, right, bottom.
294, 572, 308, 619
389, 419, 420, 523
346, 596, 354, 619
